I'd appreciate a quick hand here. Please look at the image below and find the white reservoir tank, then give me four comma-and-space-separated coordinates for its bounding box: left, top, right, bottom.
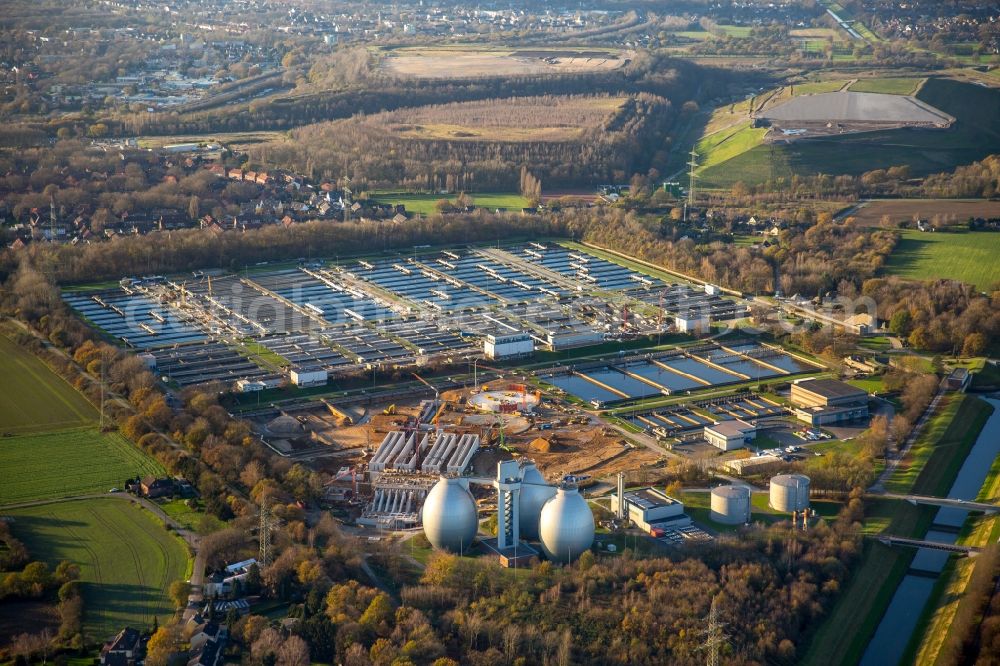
711, 485, 752, 525
769, 474, 810, 513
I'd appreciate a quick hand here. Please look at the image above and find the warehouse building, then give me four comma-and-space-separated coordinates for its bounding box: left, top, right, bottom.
484, 330, 534, 360
611, 487, 689, 534
704, 419, 757, 451
290, 365, 329, 388
791, 378, 868, 425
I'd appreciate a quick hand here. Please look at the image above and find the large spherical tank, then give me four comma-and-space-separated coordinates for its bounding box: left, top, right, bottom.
769, 474, 810, 513
538, 487, 594, 563
710, 485, 751, 525
519, 463, 557, 540
421, 477, 479, 553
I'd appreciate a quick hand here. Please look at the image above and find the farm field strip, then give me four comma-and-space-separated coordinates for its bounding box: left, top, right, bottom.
0, 427, 165, 505
883, 230, 1000, 290
0, 334, 97, 434
8, 498, 190, 638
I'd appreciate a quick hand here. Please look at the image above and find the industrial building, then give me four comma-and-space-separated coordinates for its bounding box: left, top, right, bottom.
790, 378, 869, 425
675, 311, 710, 334
724, 454, 783, 476
289, 365, 328, 387
704, 419, 757, 451
611, 487, 689, 533
483, 330, 534, 360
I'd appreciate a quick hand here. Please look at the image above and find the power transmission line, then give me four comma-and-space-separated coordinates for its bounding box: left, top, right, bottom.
699, 594, 728, 666
258, 500, 273, 567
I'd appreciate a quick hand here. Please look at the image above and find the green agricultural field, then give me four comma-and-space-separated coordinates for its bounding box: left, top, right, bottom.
698, 78, 1000, 188
847, 77, 923, 95
0, 428, 165, 505
790, 80, 850, 95
8, 498, 190, 638
883, 230, 1000, 290
369, 191, 530, 216
694, 123, 768, 171
0, 334, 96, 434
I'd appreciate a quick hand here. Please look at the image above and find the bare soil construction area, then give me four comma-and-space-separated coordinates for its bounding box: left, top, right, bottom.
850, 199, 1000, 226
759, 91, 953, 141
382, 48, 629, 79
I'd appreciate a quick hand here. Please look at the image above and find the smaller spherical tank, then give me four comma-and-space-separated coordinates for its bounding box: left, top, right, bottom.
711, 485, 751, 525
422, 476, 479, 553
769, 474, 810, 513
519, 463, 557, 540
538, 486, 594, 563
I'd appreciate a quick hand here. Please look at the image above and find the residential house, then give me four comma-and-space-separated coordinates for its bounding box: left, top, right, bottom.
140, 476, 174, 498
100, 627, 142, 666
189, 621, 226, 651
186, 635, 225, 666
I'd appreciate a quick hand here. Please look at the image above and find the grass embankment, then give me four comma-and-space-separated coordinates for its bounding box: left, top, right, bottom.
369, 191, 531, 216
883, 230, 1000, 291
848, 77, 924, 95
907, 399, 997, 664
802, 395, 992, 665
8, 498, 191, 638
0, 334, 97, 434
0, 428, 166, 505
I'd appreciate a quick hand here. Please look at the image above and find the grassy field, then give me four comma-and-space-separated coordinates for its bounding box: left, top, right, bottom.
883, 230, 1000, 290
698, 77, 1000, 187
790, 79, 851, 95
694, 122, 769, 172
0, 335, 97, 434
847, 77, 923, 95
380, 46, 628, 79
0, 427, 166, 505
370, 191, 530, 216
8, 498, 190, 639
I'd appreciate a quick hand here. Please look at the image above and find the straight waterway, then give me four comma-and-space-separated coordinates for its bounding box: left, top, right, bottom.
860, 397, 1000, 666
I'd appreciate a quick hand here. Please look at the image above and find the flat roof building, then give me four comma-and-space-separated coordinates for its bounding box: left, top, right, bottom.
611, 487, 688, 533
791, 378, 868, 426
704, 419, 757, 451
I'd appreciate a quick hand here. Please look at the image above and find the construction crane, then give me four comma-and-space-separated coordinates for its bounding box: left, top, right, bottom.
494, 414, 515, 454
411, 372, 439, 400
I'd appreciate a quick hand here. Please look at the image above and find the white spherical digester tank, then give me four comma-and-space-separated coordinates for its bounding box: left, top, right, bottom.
519, 463, 557, 540
421, 476, 479, 553
538, 486, 594, 563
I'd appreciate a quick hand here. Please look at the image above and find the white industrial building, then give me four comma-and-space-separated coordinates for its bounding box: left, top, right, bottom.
611, 487, 689, 533
704, 419, 757, 451
484, 331, 534, 360
675, 311, 710, 334
289, 365, 328, 387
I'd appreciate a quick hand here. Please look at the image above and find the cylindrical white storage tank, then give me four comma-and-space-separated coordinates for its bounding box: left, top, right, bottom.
421, 477, 479, 553
538, 486, 594, 563
519, 463, 557, 540
710, 485, 751, 525
769, 474, 810, 513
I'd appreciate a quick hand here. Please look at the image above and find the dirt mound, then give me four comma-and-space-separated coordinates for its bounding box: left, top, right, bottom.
529, 437, 555, 453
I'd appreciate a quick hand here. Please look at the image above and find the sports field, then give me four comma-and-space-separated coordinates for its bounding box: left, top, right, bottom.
0, 427, 165, 505
8, 498, 190, 638
370, 191, 530, 216
883, 230, 1000, 290
0, 334, 96, 434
